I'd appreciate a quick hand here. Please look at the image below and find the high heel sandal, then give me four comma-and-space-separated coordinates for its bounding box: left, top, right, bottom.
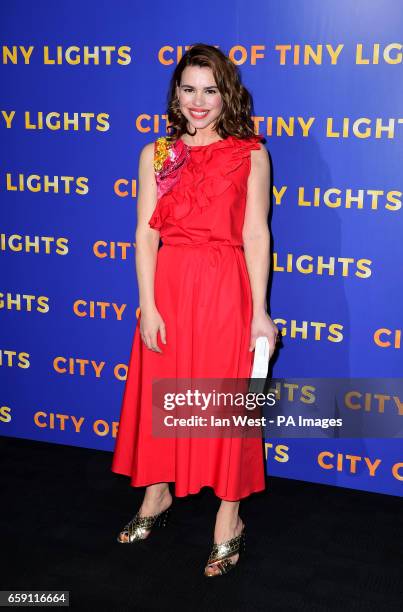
204, 525, 246, 577
116, 506, 171, 543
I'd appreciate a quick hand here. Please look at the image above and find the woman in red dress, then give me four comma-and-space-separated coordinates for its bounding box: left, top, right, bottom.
111, 43, 278, 577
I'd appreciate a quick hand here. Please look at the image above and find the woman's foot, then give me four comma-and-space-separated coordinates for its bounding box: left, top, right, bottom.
117, 485, 172, 543
204, 511, 245, 577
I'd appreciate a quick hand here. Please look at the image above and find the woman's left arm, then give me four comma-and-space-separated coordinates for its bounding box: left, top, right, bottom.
242, 143, 279, 356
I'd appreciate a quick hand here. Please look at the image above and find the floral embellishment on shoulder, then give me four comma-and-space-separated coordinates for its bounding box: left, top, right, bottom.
153, 136, 190, 200
153, 136, 171, 172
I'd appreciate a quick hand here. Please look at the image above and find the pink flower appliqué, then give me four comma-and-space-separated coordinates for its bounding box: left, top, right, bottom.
148, 136, 190, 230
154, 136, 190, 200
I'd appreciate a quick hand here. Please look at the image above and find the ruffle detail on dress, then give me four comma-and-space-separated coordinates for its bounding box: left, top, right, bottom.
148, 134, 264, 230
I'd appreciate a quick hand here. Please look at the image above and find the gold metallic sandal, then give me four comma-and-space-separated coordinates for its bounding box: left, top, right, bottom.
204, 525, 246, 577
116, 506, 171, 543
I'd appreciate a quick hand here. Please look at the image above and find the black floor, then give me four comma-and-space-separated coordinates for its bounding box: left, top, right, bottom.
1, 435, 402, 611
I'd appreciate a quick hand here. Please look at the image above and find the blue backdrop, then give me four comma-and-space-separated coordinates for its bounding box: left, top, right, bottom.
1, 0, 402, 496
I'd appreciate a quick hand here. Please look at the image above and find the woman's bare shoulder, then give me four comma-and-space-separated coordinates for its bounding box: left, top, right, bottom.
137, 142, 156, 177
139, 141, 155, 159
250, 143, 270, 169
251, 141, 269, 156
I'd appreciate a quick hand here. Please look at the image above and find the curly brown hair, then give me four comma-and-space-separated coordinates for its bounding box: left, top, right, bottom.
165, 43, 258, 141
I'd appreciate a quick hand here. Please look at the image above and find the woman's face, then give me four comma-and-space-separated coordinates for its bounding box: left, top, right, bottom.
176, 65, 223, 133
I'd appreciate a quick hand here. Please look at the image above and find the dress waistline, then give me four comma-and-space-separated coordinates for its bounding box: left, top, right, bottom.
160, 241, 244, 278
161, 241, 243, 248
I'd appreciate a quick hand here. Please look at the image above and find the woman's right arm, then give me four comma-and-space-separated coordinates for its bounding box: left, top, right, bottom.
135, 142, 166, 353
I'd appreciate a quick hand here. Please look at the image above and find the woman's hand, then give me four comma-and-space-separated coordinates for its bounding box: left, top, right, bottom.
139, 306, 166, 353
249, 310, 279, 357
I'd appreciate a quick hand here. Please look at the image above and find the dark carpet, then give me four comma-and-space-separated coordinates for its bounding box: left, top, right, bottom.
1, 435, 402, 611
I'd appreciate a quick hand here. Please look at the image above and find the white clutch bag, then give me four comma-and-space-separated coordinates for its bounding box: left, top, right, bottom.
248, 336, 271, 393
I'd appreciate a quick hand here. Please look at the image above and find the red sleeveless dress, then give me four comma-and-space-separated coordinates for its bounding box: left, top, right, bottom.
111, 134, 266, 501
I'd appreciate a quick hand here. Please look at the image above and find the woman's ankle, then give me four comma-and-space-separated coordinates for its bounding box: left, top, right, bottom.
141, 485, 171, 510
216, 502, 240, 525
